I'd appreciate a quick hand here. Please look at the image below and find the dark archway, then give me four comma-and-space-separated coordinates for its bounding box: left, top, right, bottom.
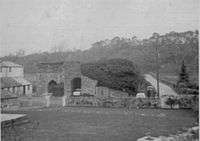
48, 80, 64, 97
48, 80, 57, 94
71, 77, 81, 95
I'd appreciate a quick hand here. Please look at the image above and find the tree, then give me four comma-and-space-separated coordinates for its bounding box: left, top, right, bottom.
178, 61, 189, 85
81, 59, 147, 96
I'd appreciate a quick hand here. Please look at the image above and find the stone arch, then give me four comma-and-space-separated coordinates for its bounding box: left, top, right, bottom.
71, 77, 81, 95
48, 80, 57, 94
48, 80, 64, 96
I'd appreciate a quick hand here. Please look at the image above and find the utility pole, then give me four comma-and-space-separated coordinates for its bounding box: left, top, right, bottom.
155, 41, 160, 98
152, 33, 160, 98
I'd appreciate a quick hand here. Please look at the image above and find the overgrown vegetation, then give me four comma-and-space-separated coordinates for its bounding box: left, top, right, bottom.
81, 59, 149, 96
165, 97, 179, 109
176, 61, 199, 95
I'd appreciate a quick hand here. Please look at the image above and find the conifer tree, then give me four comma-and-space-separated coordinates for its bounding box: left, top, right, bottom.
178, 61, 189, 85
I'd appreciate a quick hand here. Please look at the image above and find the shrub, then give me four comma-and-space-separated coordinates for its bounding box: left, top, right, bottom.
165, 97, 179, 109
178, 96, 193, 108
134, 98, 159, 108
81, 59, 148, 96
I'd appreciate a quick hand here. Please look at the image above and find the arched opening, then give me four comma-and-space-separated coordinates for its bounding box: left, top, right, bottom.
48, 80, 57, 94
71, 77, 81, 96
48, 80, 64, 97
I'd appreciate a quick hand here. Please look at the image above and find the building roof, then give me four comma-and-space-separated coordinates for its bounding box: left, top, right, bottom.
0, 61, 22, 67
1, 90, 18, 99
13, 77, 31, 85
1, 77, 31, 88
1, 77, 22, 88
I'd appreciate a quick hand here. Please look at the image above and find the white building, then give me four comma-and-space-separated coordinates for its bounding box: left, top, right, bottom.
0, 61, 32, 96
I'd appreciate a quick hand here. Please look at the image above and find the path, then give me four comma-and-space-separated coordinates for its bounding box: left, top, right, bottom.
144, 74, 178, 108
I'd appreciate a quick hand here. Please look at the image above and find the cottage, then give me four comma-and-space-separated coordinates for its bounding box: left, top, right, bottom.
0, 61, 32, 96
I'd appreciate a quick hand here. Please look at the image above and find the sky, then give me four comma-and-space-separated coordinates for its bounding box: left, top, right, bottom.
0, 0, 199, 57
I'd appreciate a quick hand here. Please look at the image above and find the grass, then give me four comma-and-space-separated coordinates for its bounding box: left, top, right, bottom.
2, 107, 197, 141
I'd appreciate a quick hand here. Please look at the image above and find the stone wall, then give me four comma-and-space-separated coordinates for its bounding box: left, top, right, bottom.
35, 61, 82, 96
24, 73, 37, 83
81, 76, 97, 96
36, 72, 64, 95
64, 61, 82, 97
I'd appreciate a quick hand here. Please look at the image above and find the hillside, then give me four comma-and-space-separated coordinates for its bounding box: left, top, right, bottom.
1, 30, 198, 84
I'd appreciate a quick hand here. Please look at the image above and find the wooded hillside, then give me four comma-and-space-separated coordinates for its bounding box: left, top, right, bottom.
1, 30, 198, 84
81, 59, 149, 95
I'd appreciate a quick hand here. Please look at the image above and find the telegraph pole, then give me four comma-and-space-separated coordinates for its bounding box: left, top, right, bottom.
152, 33, 160, 98
155, 41, 160, 98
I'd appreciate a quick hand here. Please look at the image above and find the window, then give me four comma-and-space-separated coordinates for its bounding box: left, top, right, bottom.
9, 67, 11, 72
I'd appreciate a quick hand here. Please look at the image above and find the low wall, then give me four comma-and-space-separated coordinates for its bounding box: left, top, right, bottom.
66, 96, 160, 108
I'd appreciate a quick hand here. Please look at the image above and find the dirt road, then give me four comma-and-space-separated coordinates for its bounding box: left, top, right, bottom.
144, 74, 178, 107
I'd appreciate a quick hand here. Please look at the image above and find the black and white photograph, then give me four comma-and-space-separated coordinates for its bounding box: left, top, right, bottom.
0, 0, 199, 140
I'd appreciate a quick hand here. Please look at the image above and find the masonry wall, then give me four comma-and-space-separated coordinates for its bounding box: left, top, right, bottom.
81, 76, 98, 96
64, 62, 82, 97
36, 72, 64, 95
24, 73, 37, 83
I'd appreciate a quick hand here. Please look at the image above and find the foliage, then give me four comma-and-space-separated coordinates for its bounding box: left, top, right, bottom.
81, 59, 147, 95
165, 97, 179, 109
134, 98, 159, 108
165, 95, 198, 109
178, 96, 193, 108
177, 61, 190, 86
106, 97, 159, 108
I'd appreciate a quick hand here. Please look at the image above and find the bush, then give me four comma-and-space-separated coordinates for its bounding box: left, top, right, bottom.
165, 97, 179, 109
81, 59, 148, 96
178, 96, 193, 108
134, 98, 159, 108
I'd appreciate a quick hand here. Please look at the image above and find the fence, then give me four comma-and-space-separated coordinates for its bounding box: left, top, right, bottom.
15, 96, 162, 109
67, 96, 160, 108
